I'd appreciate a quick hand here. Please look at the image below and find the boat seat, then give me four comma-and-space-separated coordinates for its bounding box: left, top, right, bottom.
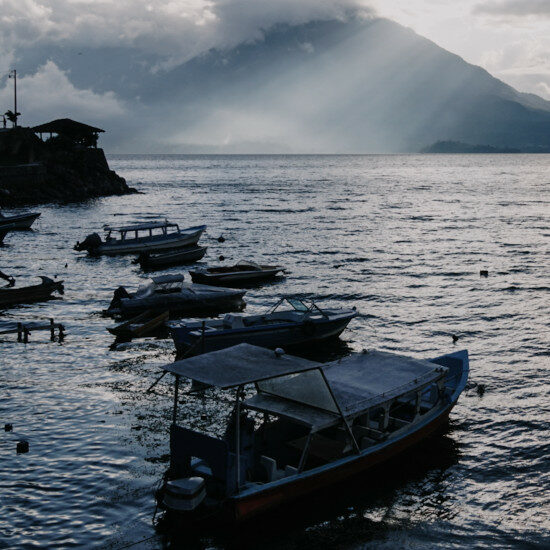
223, 314, 245, 329
285, 465, 298, 477
260, 455, 277, 482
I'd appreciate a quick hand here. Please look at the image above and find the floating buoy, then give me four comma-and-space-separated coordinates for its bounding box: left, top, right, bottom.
274, 348, 285, 357
217, 235, 225, 243
64, 263, 68, 268
452, 335, 459, 344
219, 255, 225, 262
480, 270, 488, 277
4, 423, 13, 432
16, 440, 29, 454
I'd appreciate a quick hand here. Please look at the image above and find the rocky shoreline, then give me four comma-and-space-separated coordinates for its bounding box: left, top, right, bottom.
0, 127, 137, 207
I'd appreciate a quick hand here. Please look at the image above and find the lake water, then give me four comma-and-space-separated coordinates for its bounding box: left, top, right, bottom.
1, 154, 549, 549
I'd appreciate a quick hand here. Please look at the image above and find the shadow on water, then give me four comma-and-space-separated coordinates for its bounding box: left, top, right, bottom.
157, 431, 461, 549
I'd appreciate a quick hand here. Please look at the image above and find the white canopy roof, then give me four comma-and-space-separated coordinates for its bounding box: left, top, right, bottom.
104, 220, 177, 232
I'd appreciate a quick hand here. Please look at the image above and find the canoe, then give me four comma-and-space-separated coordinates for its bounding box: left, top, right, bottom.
189, 261, 284, 287
107, 310, 169, 341
156, 344, 469, 523
0, 276, 64, 308
137, 246, 207, 270
75, 221, 206, 256
168, 297, 356, 357
105, 274, 246, 319
0, 211, 41, 230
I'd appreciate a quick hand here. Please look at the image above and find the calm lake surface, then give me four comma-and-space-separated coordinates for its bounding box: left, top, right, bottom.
1, 154, 549, 549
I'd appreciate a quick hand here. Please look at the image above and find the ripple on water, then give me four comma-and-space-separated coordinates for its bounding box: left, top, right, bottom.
1, 153, 549, 549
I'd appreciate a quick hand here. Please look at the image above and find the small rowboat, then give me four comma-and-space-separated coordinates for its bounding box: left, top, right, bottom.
137, 246, 207, 270
0, 211, 41, 230
75, 221, 206, 256
0, 276, 64, 308
156, 344, 469, 523
106, 274, 246, 319
189, 261, 285, 287
107, 310, 169, 341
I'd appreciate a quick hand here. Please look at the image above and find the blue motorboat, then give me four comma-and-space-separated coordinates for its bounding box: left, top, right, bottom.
156, 344, 469, 522
167, 297, 357, 357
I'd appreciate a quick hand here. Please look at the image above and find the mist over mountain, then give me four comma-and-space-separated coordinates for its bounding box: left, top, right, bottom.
5, 13, 550, 152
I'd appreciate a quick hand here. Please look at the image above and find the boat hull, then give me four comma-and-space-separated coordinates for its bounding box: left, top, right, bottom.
139, 246, 207, 270
230, 402, 455, 522
170, 314, 355, 356
0, 212, 40, 230
0, 278, 64, 308
98, 231, 204, 255
110, 289, 246, 319
189, 268, 282, 287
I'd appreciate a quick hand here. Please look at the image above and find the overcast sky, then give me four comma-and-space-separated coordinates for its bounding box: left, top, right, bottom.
0, 0, 549, 149
372, 0, 550, 99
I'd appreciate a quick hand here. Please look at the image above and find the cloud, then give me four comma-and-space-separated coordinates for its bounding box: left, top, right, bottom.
473, 0, 550, 17
0, 0, 374, 72
0, 60, 125, 126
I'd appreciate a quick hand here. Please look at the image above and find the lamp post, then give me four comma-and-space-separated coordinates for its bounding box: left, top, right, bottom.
8, 69, 18, 127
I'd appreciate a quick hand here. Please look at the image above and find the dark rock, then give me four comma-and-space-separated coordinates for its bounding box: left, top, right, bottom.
16, 440, 29, 453
0, 127, 136, 206
4, 423, 13, 432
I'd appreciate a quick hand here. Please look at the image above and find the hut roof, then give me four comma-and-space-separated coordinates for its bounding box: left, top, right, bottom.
32, 118, 104, 135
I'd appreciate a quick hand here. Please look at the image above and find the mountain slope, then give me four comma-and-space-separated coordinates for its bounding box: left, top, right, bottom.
30, 15, 549, 152
136, 16, 550, 153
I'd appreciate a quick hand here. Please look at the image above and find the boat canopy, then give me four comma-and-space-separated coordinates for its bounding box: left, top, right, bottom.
324, 351, 448, 416
104, 220, 178, 232
162, 343, 321, 389
162, 345, 448, 430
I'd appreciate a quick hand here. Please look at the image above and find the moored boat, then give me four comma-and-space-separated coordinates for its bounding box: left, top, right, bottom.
107, 310, 169, 341
105, 274, 246, 319
0, 222, 16, 244
189, 261, 285, 287
0, 276, 64, 308
167, 297, 356, 357
0, 211, 41, 230
137, 245, 207, 270
74, 221, 206, 256
156, 344, 469, 523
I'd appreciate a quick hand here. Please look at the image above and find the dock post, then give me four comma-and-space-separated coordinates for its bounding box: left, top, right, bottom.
23, 326, 29, 343
17, 322, 22, 342
50, 318, 55, 341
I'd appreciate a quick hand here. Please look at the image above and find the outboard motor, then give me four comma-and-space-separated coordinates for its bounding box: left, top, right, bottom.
107, 286, 131, 313
162, 477, 206, 512
74, 233, 102, 253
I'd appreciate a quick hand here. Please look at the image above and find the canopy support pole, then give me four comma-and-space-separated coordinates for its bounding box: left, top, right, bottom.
298, 431, 313, 472
172, 375, 180, 425
320, 369, 360, 454
147, 371, 167, 393
235, 385, 243, 492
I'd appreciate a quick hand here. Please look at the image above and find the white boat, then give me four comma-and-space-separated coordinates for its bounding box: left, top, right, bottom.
74, 220, 206, 256
105, 274, 246, 319
168, 297, 356, 356
156, 344, 469, 523
0, 211, 41, 230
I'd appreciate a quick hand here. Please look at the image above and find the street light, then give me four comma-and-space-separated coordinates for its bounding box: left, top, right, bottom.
6, 69, 21, 127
